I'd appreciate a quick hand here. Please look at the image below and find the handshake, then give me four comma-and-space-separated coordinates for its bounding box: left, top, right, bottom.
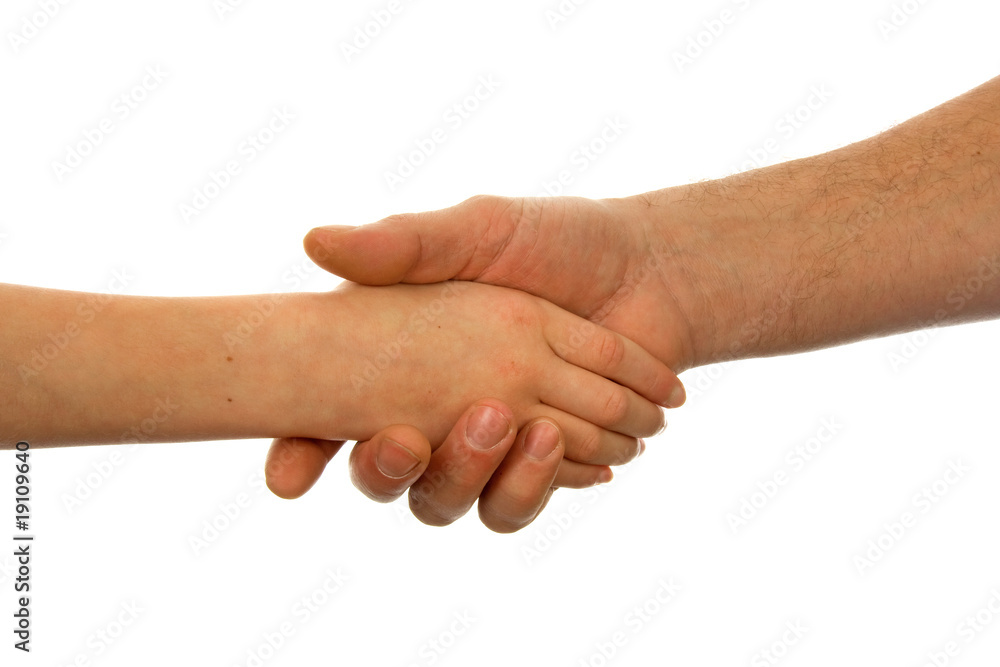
4, 194, 693, 534
261, 195, 690, 533
13, 74, 992, 533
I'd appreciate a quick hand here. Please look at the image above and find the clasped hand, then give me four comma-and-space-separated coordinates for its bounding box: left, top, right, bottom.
265, 195, 687, 533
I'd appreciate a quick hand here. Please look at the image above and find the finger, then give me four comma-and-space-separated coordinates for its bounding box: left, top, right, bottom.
540, 364, 666, 437
265, 437, 346, 500
348, 425, 431, 503
552, 459, 613, 489
543, 314, 685, 408
478, 419, 564, 533
527, 405, 646, 467
408, 400, 517, 527
303, 196, 510, 285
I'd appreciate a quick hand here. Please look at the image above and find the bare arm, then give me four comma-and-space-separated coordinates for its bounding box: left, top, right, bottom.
303, 74, 1000, 372
1, 282, 675, 463
1, 284, 315, 446
654, 73, 1000, 366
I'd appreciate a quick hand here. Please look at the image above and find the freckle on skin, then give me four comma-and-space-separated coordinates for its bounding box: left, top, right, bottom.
227, 398, 232, 402
227, 356, 233, 362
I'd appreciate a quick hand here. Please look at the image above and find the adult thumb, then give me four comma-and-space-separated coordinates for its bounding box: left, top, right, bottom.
303, 196, 501, 285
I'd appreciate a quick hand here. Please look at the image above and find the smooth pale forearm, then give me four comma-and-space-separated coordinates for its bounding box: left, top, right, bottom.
0, 284, 348, 447
644, 75, 1000, 367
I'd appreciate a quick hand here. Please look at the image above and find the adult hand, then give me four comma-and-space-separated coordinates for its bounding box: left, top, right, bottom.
265, 402, 591, 533
306, 195, 700, 372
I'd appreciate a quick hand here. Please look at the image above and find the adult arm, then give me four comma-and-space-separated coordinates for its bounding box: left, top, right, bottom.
299, 74, 1000, 517
308, 74, 1000, 370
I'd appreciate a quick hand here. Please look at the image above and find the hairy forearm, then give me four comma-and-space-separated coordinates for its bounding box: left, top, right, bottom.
0, 284, 327, 447
649, 75, 1000, 367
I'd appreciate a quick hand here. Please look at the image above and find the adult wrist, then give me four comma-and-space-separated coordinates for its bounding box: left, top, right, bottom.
630, 176, 798, 370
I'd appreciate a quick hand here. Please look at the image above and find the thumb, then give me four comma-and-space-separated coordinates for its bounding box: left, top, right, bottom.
303, 196, 505, 286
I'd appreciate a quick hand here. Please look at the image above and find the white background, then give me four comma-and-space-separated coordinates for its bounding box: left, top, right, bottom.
2, 0, 1000, 665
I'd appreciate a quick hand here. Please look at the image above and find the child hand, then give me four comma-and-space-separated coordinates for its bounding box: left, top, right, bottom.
287, 281, 683, 471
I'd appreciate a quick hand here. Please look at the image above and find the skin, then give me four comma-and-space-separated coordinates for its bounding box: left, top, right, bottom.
0, 282, 681, 498
276, 73, 1000, 530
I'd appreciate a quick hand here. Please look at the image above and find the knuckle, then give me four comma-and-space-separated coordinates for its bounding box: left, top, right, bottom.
572, 427, 603, 464
600, 386, 630, 427
595, 332, 626, 373
379, 212, 413, 228
463, 193, 505, 219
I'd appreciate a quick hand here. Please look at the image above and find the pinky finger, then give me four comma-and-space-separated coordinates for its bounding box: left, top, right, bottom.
552, 459, 612, 489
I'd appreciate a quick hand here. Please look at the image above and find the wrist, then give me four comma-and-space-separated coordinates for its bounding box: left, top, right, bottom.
638, 115, 996, 369
633, 161, 825, 369
243, 289, 376, 441
273, 288, 394, 442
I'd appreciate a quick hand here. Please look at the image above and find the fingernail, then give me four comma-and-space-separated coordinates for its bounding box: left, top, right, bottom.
523, 421, 559, 461
667, 383, 686, 408
466, 406, 510, 450
376, 439, 420, 478
638, 439, 647, 457
599, 468, 614, 484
